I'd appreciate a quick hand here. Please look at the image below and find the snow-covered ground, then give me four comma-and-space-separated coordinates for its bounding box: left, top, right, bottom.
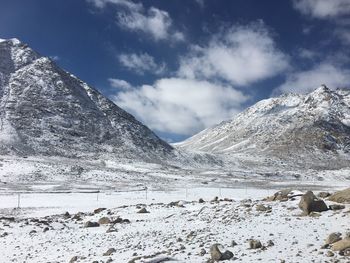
0, 187, 349, 263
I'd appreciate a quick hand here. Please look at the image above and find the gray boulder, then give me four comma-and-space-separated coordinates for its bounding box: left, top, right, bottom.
298, 191, 328, 215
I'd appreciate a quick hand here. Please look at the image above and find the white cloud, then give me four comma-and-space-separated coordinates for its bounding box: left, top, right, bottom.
118, 52, 166, 75
178, 22, 289, 86
292, 0, 350, 18
194, 0, 205, 8
87, 0, 142, 11
297, 48, 317, 60
88, 0, 184, 42
108, 78, 132, 90
275, 63, 350, 94
113, 78, 249, 135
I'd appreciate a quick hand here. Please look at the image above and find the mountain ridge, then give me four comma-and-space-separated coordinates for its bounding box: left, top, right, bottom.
176, 85, 350, 169
0, 38, 174, 160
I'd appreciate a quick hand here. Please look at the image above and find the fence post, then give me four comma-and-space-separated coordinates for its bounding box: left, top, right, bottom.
17, 193, 21, 209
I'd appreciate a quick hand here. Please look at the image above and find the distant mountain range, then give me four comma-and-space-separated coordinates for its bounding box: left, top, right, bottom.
0, 38, 173, 161
177, 86, 350, 169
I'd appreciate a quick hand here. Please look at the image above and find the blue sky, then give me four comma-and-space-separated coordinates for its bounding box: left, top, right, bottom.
0, 0, 349, 142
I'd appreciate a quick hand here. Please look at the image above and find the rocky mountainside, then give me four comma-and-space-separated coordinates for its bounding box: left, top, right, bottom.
177, 86, 350, 169
0, 38, 173, 160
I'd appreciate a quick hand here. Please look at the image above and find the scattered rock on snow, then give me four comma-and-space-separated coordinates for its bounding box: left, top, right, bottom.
210, 244, 234, 261
94, 208, 107, 214
325, 233, 342, 245
248, 239, 262, 249
256, 204, 271, 212
103, 248, 116, 256
98, 217, 111, 225
298, 191, 328, 215
331, 238, 350, 251
317, 192, 331, 198
137, 207, 150, 213
329, 204, 345, 210
84, 221, 100, 228
328, 188, 350, 203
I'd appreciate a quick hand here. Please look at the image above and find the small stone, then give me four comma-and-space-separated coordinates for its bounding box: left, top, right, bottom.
249, 239, 262, 249
325, 232, 342, 245
326, 251, 334, 257
329, 204, 345, 210
84, 221, 100, 228
256, 204, 271, 212
199, 198, 205, 203
231, 240, 238, 247
103, 248, 116, 256
69, 256, 78, 263
98, 217, 111, 225
137, 207, 149, 214
94, 208, 107, 214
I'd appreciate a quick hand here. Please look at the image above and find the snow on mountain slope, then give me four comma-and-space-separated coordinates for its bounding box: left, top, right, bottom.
0, 38, 173, 160
177, 86, 350, 169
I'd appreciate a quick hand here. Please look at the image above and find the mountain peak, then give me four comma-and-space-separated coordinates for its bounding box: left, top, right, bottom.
177, 86, 350, 169
0, 38, 173, 160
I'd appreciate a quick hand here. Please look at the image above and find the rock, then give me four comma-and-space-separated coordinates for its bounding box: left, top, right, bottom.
267, 240, 275, 247
43, 227, 49, 232
137, 207, 149, 214
210, 244, 233, 261
326, 233, 342, 245
199, 248, 206, 256
98, 217, 111, 225
221, 250, 234, 260
318, 192, 331, 198
268, 189, 292, 202
94, 208, 107, 214
298, 191, 328, 215
328, 188, 350, 203
199, 198, 205, 203
256, 204, 271, 212
69, 256, 78, 263
64, 211, 70, 218
326, 251, 334, 257
248, 239, 262, 249
212, 196, 219, 202
332, 238, 350, 251
231, 240, 238, 247
84, 221, 100, 228
72, 213, 82, 221
103, 248, 116, 256
329, 204, 345, 210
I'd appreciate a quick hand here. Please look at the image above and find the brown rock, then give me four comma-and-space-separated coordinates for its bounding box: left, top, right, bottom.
325, 233, 342, 245
332, 239, 350, 251
298, 191, 328, 215
328, 188, 350, 203
98, 217, 111, 225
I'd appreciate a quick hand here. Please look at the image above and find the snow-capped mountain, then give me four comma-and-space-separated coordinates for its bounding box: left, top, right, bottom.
0, 38, 173, 160
177, 86, 350, 168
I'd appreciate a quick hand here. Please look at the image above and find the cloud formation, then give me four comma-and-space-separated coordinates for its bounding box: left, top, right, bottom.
108, 78, 133, 90
88, 0, 184, 42
113, 78, 248, 135
118, 52, 166, 75
178, 22, 289, 86
275, 62, 350, 94
292, 0, 350, 18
